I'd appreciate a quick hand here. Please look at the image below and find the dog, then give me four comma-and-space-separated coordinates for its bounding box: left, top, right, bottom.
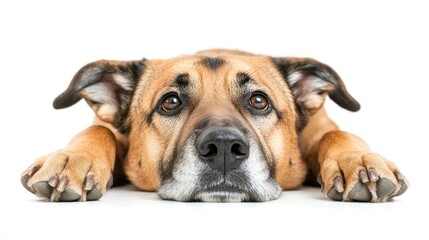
20, 49, 408, 202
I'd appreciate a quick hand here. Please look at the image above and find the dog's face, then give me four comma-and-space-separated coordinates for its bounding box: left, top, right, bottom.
132, 56, 298, 202
53, 51, 359, 202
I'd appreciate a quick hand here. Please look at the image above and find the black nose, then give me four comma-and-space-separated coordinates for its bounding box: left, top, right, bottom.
196, 127, 249, 175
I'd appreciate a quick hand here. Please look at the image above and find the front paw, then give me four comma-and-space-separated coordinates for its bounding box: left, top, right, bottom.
318, 152, 408, 202
21, 150, 113, 202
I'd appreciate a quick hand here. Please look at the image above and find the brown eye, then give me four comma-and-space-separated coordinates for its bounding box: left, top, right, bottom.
250, 94, 268, 110
162, 95, 181, 111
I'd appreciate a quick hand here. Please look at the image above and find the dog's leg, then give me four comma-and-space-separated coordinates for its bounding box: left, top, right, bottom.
316, 131, 409, 202
21, 125, 116, 201
299, 108, 408, 202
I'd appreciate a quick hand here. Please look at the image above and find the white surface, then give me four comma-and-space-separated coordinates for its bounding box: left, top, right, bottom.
1, 0, 428, 239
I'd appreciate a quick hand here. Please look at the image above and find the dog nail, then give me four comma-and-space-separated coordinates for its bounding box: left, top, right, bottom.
56, 176, 69, 192
394, 171, 403, 181
48, 176, 59, 187
317, 174, 323, 185
368, 169, 379, 182
107, 176, 113, 189
84, 175, 94, 191
21, 175, 34, 193
395, 181, 408, 196
334, 177, 344, 193
28, 165, 41, 176
359, 170, 369, 183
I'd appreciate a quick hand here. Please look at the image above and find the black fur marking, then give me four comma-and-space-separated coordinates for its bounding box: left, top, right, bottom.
271, 57, 360, 112
201, 57, 224, 71
159, 146, 179, 182
116, 60, 146, 133
237, 72, 254, 87
271, 58, 290, 82
146, 106, 157, 124
53, 59, 146, 134
271, 58, 312, 132
273, 106, 283, 121
175, 74, 189, 89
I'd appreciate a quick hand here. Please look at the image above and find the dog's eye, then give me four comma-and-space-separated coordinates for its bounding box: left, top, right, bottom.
162, 95, 182, 112
250, 94, 268, 110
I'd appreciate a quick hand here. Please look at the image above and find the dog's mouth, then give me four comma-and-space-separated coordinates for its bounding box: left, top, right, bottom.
190, 170, 270, 202
192, 181, 281, 202
160, 171, 281, 202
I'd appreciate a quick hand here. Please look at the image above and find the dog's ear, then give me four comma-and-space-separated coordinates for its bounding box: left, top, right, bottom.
53, 60, 145, 130
273, 57, 360, 118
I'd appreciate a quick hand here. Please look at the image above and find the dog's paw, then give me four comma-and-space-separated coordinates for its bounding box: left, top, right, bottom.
21, 150, 113, 202
318, 152, 408, 202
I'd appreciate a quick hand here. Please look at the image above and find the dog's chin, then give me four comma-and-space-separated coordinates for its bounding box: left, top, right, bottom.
194, 191, 248, 202
158, 181, 282, 202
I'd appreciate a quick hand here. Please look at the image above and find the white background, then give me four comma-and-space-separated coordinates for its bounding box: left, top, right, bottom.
1, 0, 428, 239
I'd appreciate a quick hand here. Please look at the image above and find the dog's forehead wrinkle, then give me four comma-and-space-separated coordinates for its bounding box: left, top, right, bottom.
200, 57, 225, 71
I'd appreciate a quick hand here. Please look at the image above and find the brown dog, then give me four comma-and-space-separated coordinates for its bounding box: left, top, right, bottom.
20, 49, 408, 202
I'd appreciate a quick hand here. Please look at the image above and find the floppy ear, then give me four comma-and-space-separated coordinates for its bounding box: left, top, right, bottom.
53, 59, 145, 130
273, 57, 360, 122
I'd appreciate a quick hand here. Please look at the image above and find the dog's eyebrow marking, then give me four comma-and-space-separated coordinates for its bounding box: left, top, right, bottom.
201, 57, 224, 71
174, 74, 189, 89
237, 72, 254, 87
146, 74, 190, 124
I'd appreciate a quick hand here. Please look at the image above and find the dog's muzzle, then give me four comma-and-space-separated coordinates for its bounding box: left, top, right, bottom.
157, 118, 282, 202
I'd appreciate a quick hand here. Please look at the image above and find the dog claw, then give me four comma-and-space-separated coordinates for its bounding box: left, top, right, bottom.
48, 176, 59, 187
317, 174, 324, 192
359, 170, 369, 183
395, 181, 408, 196
56, 177, 69, 192
21, 165, 41, 193
21, 175, 33, 193
317, 174, 323, 185
28, 164, 40, 176
368, 169, 379, 182
33, 182, 53, 199
333, 177, 344, 193
84, 175, 94, 191
394, 171, 403, 181
107, 175, 113, 190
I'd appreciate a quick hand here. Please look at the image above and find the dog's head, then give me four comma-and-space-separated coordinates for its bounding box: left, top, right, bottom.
53, 50, 359, 202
